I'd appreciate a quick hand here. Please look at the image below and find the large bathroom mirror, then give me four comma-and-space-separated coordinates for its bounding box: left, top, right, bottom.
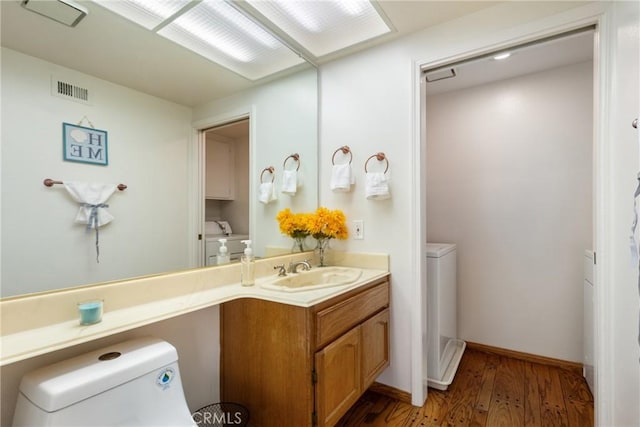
0, 1, 318, 298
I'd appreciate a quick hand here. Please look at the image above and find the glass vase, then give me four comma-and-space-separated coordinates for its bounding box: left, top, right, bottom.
315, 238, 331, 267
291, 236, 307, 253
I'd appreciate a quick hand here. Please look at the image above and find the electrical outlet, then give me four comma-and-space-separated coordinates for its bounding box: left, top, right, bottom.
353, 220, 364, 240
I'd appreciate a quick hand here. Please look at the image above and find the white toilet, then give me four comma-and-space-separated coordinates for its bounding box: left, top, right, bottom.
13, 337, 197, 426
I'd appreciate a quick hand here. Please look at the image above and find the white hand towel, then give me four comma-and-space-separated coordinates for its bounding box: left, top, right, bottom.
63, 181, 117, 228
330, 163, 354, 192
365, 172, 391, 200
258, 182, 277, 204
281, 170, 298, 195
63, 181, 117, 263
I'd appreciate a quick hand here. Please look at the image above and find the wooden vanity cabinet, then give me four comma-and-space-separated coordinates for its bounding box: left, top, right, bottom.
221, 276, 390, 427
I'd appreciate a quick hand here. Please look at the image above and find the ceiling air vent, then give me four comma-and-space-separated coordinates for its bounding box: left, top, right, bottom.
425, 68, 456, 82
51, 76, 91, 105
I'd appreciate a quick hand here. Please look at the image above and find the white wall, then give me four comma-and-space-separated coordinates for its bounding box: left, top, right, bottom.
193, 68, 318, 258
319, 0, 597, 397
1, 48, 192, 297
426, 61, 593, 362
0, 307, 220, 426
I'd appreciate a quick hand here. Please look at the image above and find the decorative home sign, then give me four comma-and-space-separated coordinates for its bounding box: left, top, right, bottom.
63, 122, 108, 166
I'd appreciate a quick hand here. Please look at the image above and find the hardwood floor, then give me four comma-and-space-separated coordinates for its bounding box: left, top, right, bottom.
336, 347, 593, 426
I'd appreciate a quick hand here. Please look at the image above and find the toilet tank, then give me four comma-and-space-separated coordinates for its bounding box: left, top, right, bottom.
13, 337, 196, 426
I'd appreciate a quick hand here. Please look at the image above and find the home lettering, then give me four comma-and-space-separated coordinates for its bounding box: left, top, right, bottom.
68, 132, 105, 161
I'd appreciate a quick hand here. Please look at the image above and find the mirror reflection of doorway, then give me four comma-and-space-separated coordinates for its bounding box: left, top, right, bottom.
202, 119, 250, 266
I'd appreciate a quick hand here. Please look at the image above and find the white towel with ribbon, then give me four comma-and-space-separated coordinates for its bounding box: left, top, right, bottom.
330, 163, 355, 192
258, 182, 277, 204
64, 181, 118, 262
365, 172, 391, 200
281, 170, 298, 195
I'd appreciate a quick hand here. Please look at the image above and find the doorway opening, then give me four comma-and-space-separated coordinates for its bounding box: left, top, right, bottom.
421, 26, 596, 399
200, 118, 250, 267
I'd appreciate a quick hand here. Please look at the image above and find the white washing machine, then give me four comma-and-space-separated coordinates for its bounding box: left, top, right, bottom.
426, 242, 465, 390
204, 221, 247, 266
205, 234, 248, 266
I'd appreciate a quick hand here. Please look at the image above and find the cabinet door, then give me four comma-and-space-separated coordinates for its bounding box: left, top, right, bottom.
361, 309, 390, 390
205, 139, 235, 199
315, 327, 361, 427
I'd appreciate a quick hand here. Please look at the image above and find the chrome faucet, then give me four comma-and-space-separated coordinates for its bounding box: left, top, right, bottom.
273, 265, 287, 277
289, 260, 311, 274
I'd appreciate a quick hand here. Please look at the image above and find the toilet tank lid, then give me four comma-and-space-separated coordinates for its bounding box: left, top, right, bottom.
18, 337, 178, 412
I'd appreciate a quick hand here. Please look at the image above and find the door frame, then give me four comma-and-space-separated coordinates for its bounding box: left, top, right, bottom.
411, 4, 613, 425
189, 107, 256, 268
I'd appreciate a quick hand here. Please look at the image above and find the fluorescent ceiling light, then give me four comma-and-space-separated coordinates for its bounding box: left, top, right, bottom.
246, 0, 391, 57
22, 0, 88, 27
157, 0, 304, 79
95, 0, 191, 29
93, 0, 304, 80
336, 0, 369, 16
93, 0, 391, 80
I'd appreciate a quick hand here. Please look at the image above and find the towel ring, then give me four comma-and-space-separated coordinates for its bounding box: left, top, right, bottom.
331, 146, 353, 165
44, 178, 128, 191
364, 152, 389, 173
260, 166, 275, 183
283, 153, 300, 171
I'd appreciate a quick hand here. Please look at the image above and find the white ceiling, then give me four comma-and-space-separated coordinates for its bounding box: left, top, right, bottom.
1, 1, 590, 107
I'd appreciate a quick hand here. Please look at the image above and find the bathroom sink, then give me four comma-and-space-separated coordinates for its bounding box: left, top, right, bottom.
262, 267, 363, 292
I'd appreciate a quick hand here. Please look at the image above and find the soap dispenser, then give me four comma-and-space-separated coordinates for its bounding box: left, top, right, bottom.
217, 239, 230, 265
240, 240, 255, 286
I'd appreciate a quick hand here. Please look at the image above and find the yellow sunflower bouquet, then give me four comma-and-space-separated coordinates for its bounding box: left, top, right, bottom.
277, 207, 348, 265
307, 207, 349, 240
309, 207, 348, 266
276, 208, 313, 251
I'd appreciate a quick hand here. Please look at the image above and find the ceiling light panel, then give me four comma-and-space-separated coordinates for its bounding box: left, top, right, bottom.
246, 0, 391, 57
95, 0, 191, 30
157, 0, 304, 80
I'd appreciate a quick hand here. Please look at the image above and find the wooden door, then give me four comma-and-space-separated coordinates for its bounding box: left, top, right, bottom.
315, 327, 361, 427
361, 309, 390, 390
